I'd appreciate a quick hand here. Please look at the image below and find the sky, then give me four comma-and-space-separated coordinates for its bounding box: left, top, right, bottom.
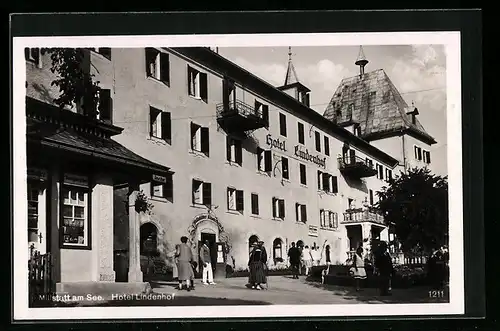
217, 45, 448, 176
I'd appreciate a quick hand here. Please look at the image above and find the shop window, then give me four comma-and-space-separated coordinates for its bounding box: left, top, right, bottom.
61, 174, 90, 248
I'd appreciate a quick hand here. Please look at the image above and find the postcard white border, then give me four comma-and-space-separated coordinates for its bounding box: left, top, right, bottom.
13, 32, 463, 320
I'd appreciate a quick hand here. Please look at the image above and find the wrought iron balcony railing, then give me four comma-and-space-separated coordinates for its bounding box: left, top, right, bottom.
342, 208, 385, 225
216, 100, 265, 120
337, 155, 377, 178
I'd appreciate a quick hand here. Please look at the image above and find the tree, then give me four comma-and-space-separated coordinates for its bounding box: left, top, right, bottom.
376, 167, 448, 256
45, 48, 101, 118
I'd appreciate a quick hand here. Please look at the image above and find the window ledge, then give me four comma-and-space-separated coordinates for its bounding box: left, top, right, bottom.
256, 170, 271, 177
300, 184, 308, 188
295, 222, 307, 225
150, 196, 172, 204
190, 203, 207, 210
226, 161, 242, 167
147, 75, 170, 87
189, 150, 209, 158
226, 210, 243, 216
250, 214, 261, 219
188, 94, 202, 101
148, 136, 171, 146
272, 218, 284, 222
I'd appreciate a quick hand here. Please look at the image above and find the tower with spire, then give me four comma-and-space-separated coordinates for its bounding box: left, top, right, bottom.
355, 45, 369, 77
277, 47, 311, 107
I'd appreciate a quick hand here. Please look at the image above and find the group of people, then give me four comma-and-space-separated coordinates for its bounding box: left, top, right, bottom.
350, 241, 394, 296
287, 241, 331, 279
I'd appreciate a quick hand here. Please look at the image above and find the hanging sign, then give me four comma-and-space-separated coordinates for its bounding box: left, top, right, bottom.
152, 174, 167, 183
308, 225, 319, 237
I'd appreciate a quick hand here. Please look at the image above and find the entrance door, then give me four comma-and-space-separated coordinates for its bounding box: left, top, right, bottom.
199, 232, 217, 275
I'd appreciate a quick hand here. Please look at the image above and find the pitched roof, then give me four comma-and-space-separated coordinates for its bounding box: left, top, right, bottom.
322, 69, 437, 145
284, 58, 300, 86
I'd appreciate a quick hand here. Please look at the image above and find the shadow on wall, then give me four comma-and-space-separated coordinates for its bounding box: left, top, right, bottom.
344, 176, 368, 193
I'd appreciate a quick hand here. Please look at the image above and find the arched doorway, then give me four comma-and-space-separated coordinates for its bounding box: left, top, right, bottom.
248, 235, 259, 254
140, 223, 159, 256
272, 238, 283, 263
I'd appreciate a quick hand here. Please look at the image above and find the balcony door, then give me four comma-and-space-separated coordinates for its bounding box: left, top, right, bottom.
222, 77, 236, 111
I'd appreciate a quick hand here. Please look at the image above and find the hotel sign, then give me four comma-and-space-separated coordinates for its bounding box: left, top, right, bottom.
294, 146, 327, 168
308, 225, 319, 237
266, 134, 287, 152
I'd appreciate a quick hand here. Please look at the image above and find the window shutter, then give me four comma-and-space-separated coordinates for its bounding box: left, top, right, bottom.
187, 66, 193, 96
317, 171, 322, 190
201, 127, 210, 156
145, 48, 155, 77
322, 173, 330, 192
278, 200, 285, 219
427, 151, 431, 163
165, 173, 173, 201
161, 111, 171, 141
226, 136, 232, 161
414, 146, 418, 159
98, 89, 112, 123
272, 198, 277, 218
190, 122, 196, 149
191, 179, 197, 204
149, 107, 156, 137
315, 131, 321, 152
298, 122, 304, 144
24, 48, 30, 60
226, 188, 231, 210
324, 136, 330, 156
202, 182, 212, 206
235, 140, 243, 165
331, 176, 338, 193
264, 150, 272, 171
159, 52, 170, 84
282, 157, 289, 179
252, 194, 259, 215
301, 205, 307, 223
262, 106, 269, 127
200, 73, 208, 102
236, 190, 244, 212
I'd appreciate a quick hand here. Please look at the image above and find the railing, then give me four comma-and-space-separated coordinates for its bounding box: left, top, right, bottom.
342, 208, 385, 225
392, 252, 427, 265
337, 155, 374, 170
28, 251, 54, 305
216, 100, 264, 120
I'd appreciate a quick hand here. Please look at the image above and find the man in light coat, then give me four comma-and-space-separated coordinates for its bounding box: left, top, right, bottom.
200, 240, 216, 285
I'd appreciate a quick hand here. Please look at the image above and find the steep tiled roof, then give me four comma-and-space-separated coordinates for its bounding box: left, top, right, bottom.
284, 58, 300, 86
323, 69, 437, 145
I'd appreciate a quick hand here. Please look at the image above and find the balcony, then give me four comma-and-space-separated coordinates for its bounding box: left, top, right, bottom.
216, 100, 268, 133
338, 155, 377, 178
342, 208, 385, 225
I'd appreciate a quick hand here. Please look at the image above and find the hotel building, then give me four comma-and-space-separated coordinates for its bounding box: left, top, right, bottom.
25, 46, 400, 292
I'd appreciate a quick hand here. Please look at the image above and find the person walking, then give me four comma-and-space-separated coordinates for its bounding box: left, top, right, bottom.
350, 246, 367, 291
374, 241, 394, 296
287, 242, 301, 279
301, 245, 313, 276
200, 240, 216, 285
248, 241, 267, 290
176, 236, 195, 291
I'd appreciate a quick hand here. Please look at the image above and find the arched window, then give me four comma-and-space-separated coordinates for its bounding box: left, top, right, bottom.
140, 223, 158, 256
273, 238, 283, 263
248, 235, 259, 253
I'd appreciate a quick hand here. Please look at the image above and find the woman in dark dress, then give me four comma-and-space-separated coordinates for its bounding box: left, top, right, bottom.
248, 242, 268, 290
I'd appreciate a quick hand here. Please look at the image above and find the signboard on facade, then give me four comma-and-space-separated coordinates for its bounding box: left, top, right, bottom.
308, 225, 319, 237
266, 134, 287, 152
294, 146, 327, 168
27, 167, 48, 181
152, 174, 167, 183
63, 174, 89, 187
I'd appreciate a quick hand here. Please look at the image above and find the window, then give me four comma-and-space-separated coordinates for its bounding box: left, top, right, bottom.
190, 123, 209, 156
25, 47, 41, 67
279, 113, 287, 137
320, 210, 338, 229
296, 203, 307, 223
149, 107, 171, 143
91, 48, 111, 60
281, 157, 289, 180
145, 48, 170, 85
324, 136, 330, 156
385, 168, 393, 182
251, 193, 259, 215
226, 136, 243, 165
227, 187, 244, 213
273, 238, 283, 262
318, 171, 338, 193
315, 131, 321, 152
423, 150, 431, 164
354, 124, 361, 137
192, 179, 211, 206
272, 198, 285, 220
365, 158, 374, 169
257, 148, 272, 172
97, 89, 113, 123
299, 163, 307, 185
255, 101, 269, 124
187, 65, 208, 102
414, 146, 423, 161
297, 122, 305, 144
369, 189, 374, 205
61, 175, 90, 248
151, 173, 173, 202
27, 182, 40, 244
376, 164, 384, 180
299, 91, 310, 107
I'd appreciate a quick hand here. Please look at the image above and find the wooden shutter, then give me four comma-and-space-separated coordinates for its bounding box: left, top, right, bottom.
201, 127, 210, 156
226, 136, 232, 161
252, 194, 259, 215
369, 190, 373, 205
264, 150, 272, 171
236, 190, 244, 212
278, 200, 285, 219
202, 182, 212, 206
165, 173, 174, 201
282, 157, 289, 179
235, 140, 243, 165
190, 122, 197, 149
187, 66, 193, 96
315, 131, 321, 152
161, 111, 171, 141
331, 176, 338, 193
295, 203, 300, 222
317, 171, 322, 190
226, 188, 231, 210
160, 52, 170, 84
200, 73, 208, 102
324, 136, 330, 156
304, 93, 310, 107
145, 48, 155, 77
98, 89, 112, 123
191, 179, 197, 204
149, 107, 157, 137
301, 205, 307, 223
272, 198, 277, 218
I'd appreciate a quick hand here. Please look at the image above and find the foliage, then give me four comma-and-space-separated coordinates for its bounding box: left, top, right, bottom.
46, 48, 101, 117
135, 190, 154, 214
376, 167, 448, 256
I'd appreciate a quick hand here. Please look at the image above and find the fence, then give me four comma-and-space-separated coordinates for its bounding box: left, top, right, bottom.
28, 251, 54, 305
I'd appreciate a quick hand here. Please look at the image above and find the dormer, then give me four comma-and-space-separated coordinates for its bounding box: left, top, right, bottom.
405, 101, 420, 125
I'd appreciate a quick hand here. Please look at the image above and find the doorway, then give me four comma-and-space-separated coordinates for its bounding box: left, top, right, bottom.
199, 232, 217, 272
